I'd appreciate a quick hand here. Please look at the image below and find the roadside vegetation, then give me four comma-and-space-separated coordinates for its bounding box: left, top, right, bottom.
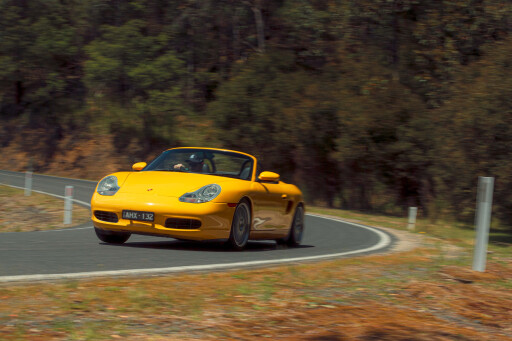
0, 185, 91, 232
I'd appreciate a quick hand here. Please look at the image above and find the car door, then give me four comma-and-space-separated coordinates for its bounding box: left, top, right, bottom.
250, 181, 288, 231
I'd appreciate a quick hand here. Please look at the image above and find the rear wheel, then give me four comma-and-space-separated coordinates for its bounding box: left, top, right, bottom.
94, 227, 131, 244
279, 205, 305, 247
227, 201, 251, 250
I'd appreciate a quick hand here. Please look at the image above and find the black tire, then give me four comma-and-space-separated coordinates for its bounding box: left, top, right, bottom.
94, 227, 131, 244
227, 201, 251, 250
286, 205, 305, 247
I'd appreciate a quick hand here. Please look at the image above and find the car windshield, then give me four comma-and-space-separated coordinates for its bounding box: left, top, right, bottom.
143, 149, 254, 180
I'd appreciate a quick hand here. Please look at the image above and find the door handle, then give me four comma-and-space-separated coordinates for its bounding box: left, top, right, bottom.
281, 194, 288, 199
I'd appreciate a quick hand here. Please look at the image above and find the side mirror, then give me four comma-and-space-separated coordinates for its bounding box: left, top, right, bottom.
258, 171, 280, 182
132, 162, 147, 171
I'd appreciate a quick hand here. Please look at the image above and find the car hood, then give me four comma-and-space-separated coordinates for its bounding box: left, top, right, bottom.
116, 171, 233, 197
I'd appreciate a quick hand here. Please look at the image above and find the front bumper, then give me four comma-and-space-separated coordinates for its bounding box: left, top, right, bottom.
91, 192, 235, 241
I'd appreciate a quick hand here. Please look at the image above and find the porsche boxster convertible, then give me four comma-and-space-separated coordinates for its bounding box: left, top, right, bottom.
91, 147, 305, 250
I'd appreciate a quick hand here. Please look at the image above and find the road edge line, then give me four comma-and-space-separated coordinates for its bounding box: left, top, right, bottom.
0, 215, 392, 283
0, 170, 97, 184
0, 182, 91, 208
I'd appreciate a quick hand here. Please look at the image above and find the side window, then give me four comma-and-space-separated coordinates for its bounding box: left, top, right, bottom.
203, 159, 213, 173
239, 160, 253, 180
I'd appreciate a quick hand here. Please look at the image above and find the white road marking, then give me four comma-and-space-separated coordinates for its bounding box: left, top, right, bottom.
0, 216, 391, 283
0, 170, 97, 184
0, 182, 91, 208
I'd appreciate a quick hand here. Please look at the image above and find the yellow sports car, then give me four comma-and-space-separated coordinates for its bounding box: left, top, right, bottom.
91, 147, 305, 250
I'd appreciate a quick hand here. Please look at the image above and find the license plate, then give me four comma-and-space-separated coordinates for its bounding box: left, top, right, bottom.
122, 210, 154, 222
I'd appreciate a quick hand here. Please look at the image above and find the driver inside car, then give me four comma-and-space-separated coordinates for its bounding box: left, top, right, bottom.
173, 154, 205, 173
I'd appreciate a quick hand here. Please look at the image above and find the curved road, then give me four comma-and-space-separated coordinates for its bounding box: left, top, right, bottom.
0, 170, 394, 282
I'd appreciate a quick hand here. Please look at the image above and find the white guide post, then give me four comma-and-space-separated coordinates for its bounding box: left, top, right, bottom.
64, 186, 74, 225
407, 207, 418, 231
24, 171, 33, 196
472, 176, 494, 272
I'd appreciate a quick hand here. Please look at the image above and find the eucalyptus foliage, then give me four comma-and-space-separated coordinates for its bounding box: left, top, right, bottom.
1, 0, 512, 227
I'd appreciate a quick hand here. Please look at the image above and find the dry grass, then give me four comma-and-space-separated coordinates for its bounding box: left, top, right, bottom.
0, 185, 91, 232
309, 206, 512, 256
0, 247, 511, 340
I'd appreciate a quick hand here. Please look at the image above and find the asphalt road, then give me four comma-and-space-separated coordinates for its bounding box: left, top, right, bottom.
0, 170, 394, 281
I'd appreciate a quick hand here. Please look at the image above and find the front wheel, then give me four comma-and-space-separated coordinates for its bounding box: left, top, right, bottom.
94, 227, 131, 244
227, 201, 251, 250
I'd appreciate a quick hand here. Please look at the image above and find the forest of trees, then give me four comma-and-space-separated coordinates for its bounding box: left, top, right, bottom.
1, 0, 512, 227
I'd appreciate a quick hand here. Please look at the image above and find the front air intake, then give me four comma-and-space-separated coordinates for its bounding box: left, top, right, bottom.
165, 218, 201, 229
94, 211, 119, 223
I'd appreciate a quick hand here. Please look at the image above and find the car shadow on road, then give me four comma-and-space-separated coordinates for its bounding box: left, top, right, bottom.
104, 239, 314, 252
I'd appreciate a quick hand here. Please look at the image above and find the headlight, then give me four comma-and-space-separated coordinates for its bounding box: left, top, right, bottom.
179, 184, 221, 203
97, 176, 120, 196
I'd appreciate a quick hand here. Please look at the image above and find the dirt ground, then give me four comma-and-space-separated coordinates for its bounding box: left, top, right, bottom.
0, 131, 150, 181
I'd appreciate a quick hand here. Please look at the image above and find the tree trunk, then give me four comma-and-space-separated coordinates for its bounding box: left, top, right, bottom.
251, 0, 265, 53
233, 7, 241, 60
